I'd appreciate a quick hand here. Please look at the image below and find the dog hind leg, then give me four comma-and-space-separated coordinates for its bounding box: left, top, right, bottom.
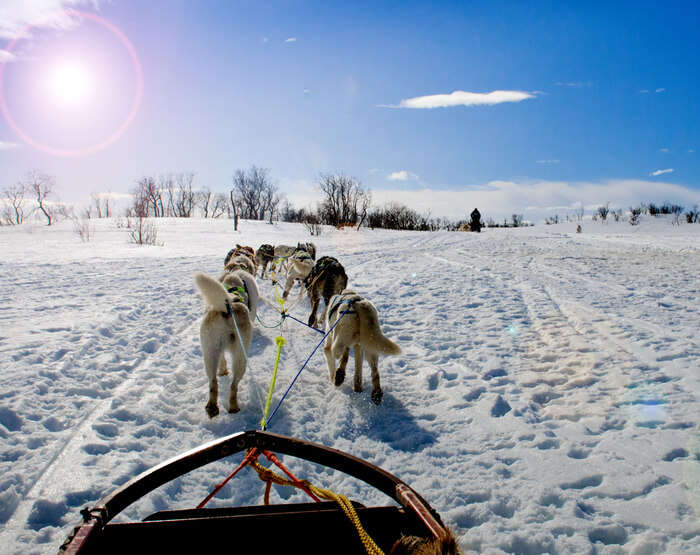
324, 337, 336, 383
335, 347, 350, 386
368, 352, 383, 405
353, 345, 364, 392
201, 331, 222, 417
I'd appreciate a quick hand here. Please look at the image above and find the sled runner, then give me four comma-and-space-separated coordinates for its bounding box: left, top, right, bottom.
60, 430, 452, 554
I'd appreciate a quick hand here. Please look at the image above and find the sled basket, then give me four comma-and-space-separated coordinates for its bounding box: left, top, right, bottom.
59, 430, 450, 554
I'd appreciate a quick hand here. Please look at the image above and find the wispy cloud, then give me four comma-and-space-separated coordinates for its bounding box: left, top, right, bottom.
0, 141, 20, 150
659, 148, 670, 153
536, 159, 560, 165
0, 1, 95, 39
387, 170, 418, 181
656, 88, 665, 93
285, 37, 297, 43
381, 90, 536, 109
650, 168, 674, 177
555, 81, 592, 88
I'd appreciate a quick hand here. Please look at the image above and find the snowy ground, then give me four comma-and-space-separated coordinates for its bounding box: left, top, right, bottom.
0, 216, 698, 554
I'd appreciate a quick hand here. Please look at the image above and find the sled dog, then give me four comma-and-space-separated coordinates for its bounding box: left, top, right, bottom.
255, 244, 275, 278
304, 256, 348, 328
323, 289, 401, 405
297, 241, 316, 260
225, 245, 257, 274
194, 270, 259, 417
282, 248, 315, 299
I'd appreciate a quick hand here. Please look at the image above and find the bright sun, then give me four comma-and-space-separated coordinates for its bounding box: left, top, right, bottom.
49, 61, 92, 107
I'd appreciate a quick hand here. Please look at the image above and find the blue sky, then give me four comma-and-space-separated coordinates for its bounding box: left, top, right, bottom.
1, 0, 699, 221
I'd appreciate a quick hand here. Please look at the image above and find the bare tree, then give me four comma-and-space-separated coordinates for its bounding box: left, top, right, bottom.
597, 202, 610, 222
2, 183, 27, 225
232, 166, 279, 220
197, 187, 213, 218
132, 176, 166, 217
210, 193, 227, 218
317, 174, 371, 226
26, 172, 56, 225
173, 172, 195, 217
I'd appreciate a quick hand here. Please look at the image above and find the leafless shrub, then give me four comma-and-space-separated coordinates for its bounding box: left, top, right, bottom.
127, 216, 161, 245
73, 214, 95, 242
596, 202, 610, 221
685, 205, 699, 223
629, 206, 641, 225
2, 183, 27, 225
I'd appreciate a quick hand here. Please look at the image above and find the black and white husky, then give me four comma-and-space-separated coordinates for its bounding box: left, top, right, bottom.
194, 270, 259, 417
323, 289, 401, 405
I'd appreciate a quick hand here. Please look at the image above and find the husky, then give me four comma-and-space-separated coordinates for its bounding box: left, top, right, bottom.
304, 256, 348, 328
323, 289, 401, 405
282, 248, 315, 299
225, 245, 257, 274
255, 244, 275, 278
194, 270, 259, 417
297, 241, 316, 260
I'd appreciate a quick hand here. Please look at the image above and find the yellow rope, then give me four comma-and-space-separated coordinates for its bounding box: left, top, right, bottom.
249, 462, 384, 555
260, 334, 286, 430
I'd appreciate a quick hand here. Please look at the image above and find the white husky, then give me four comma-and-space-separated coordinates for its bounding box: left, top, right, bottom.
323, 290, 401, 405
282, 249, 315, 299
194, 270, 259, 417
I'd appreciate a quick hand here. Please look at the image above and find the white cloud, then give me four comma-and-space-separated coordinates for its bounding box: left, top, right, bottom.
0, 49, 16, 62
650, 168, 674, 176
659, 148, 670, 153
382, 90, 535, 109
536, 159, 560, 165
285, 37, 297, 43
655, 88, 665, 93
387, 170, 418, 181
0, 141, 20, 150
261, 36, 269, 44
0, 1, 95, 39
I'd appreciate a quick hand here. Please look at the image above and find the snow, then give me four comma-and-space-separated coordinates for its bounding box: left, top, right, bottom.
0, 216, 699, 554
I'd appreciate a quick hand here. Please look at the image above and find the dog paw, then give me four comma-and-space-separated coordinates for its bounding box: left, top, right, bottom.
334, 369, 345, 386
228, 405, 240, 414
206, 403, 220, 418
371, 388, 383, 405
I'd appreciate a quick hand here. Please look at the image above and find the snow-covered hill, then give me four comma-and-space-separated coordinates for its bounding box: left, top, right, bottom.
0, 217, 698, 553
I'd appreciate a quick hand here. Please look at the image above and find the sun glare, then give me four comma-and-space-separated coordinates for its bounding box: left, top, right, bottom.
48, 61, 92, 107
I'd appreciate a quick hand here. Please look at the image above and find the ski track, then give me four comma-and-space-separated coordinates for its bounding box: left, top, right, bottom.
1, 222, 699, 553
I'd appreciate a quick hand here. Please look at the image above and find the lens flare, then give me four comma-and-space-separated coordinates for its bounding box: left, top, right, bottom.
0, 9, 143, 157
48, 61, 92, 107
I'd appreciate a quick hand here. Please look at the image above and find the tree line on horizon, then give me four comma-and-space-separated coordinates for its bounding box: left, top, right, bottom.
2, 167, 699, 229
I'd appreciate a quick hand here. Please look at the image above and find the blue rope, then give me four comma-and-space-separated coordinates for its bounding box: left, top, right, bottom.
283, 313, 325, 335
266, 310, 350, 428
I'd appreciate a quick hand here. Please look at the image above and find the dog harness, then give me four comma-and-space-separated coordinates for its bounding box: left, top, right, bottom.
304, 256, 339, 287
225, 247, 254, 267
223, 279, 251, 317
258, 244, 274, 257
327, 294, 360, 320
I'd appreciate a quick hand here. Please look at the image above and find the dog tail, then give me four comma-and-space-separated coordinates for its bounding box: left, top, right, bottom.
194, 272, 230, 313
355, 300, 401, 356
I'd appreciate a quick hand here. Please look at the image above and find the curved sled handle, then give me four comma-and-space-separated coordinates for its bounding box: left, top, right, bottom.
86, 430, 447, 538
